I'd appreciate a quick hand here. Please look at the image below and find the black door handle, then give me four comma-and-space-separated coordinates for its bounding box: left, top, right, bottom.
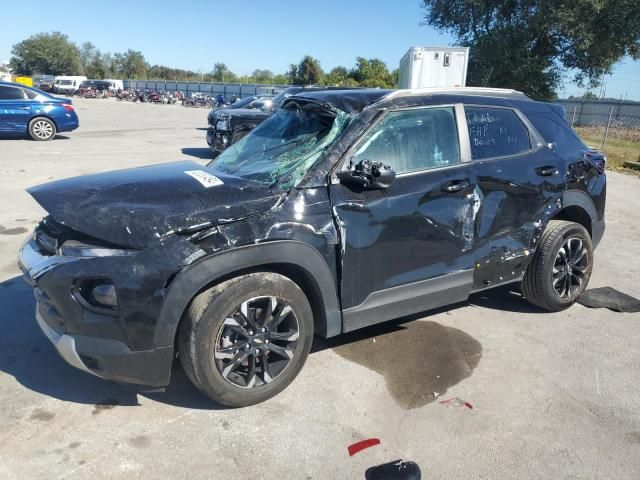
535, 165, 559, 177
442, 180, 470, 193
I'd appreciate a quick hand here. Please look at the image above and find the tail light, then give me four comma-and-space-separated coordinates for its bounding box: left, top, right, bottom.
61, 103, 74, 112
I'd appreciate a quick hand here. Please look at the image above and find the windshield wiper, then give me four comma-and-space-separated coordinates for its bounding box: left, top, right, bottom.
261, 133, 316, 154
223, 134, 317, 176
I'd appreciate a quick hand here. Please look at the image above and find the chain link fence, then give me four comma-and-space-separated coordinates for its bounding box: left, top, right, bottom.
557, 99, 640, 150
555, 99, 640, 169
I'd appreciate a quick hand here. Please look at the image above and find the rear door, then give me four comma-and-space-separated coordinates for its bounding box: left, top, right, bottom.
330, 104, 479, 332
465, 105, 566, 288
0, 85, 32, 133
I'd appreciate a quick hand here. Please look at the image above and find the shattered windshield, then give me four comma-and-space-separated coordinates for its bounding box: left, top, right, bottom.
229, 96, 256, 108
265, 91, 290, 111
209, 103, 348, 190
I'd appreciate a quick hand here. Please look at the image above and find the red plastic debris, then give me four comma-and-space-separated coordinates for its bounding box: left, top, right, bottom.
348, 438, 381, 456
439, 397, 473, 409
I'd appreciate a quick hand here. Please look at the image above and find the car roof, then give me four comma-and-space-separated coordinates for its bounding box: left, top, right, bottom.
0, 80, 36, 91
289, 87, 532, 114
285, 89, 392, 114
0, 80, 57, 97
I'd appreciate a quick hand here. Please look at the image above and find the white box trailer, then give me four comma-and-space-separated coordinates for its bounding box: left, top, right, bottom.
398, 47, 469, 89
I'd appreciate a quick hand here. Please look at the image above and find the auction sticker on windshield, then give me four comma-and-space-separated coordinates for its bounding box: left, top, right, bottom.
184, 170, 224, 188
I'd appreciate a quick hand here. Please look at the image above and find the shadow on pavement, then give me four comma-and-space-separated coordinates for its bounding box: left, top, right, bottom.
1, 273, 541, 409
181, 147, 213, 160
467, 283, 546, 313
0, 135, 70, 141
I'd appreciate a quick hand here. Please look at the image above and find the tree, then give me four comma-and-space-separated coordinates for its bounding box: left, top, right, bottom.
324, 66, 358, 86
350, 57, 395, 88
581, 91, 598, 100
252, 69, 274, 83
464, 28, 561, 100
79, 42, 110, 78
296, 55, 324, 85
420, 0, 640, 99
287, 64, 298, 85
10, 32, 83, 76
272, 73, 289, 85
212, 62, 236, 82
114, 50, 147, 79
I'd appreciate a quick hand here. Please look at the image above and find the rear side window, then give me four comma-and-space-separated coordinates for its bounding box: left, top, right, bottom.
526, 112, 587, 160
0, 86, 26, 100
351, 107, 460, 174
465, 106, 531, 160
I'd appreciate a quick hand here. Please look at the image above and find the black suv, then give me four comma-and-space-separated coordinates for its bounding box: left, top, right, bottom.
19, 88, 606, 407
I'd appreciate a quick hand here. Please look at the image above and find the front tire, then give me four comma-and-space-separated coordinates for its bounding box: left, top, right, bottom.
179, 272, 314, 407
28, 117, 56, 141
522, 220, 593, 311
230, 129, 247, 145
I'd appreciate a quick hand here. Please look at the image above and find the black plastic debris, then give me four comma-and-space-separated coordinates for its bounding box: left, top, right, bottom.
365, 460, 421, 480
578, 287, 640, 313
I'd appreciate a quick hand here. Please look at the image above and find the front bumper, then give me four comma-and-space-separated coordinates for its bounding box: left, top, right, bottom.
206, 127, 230, 153
18, 236, 174, 387
35, 308, 94, 375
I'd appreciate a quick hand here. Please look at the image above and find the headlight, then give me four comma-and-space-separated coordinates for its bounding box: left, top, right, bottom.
58, 240, 138, 258
216, 119, 230, 131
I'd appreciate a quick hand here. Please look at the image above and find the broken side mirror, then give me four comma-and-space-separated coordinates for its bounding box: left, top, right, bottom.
337, 159, 396, 190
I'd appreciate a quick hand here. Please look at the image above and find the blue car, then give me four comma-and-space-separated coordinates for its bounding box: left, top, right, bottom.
0, 81, 79, 141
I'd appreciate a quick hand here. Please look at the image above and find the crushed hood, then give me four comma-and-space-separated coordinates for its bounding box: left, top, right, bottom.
28, 160, 283, 249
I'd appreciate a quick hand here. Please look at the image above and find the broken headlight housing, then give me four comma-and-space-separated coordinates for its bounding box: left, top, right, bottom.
58, 240, 138, 258
216, 119, 230, 131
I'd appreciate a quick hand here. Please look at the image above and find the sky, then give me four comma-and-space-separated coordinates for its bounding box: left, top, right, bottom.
1, 0, 639, 100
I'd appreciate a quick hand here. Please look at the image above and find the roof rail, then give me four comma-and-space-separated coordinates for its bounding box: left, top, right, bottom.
382, 86, 526, 101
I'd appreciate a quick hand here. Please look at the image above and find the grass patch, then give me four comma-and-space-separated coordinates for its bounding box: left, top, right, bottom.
575, 126, 640, 174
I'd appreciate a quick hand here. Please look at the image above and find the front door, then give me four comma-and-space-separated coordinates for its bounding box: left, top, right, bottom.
0, 85, 31, 133
330, 104, 478, 332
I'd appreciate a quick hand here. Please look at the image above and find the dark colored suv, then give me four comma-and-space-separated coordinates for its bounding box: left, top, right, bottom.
18, 88, 605, 407
206, 86, 341, 156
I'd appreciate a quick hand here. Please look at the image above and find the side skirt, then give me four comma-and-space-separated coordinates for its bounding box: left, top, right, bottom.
341, 270, 474, 333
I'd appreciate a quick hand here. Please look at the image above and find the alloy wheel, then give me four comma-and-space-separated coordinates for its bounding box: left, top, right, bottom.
214, 296, 300, 388
32, 120, 54, 140
552, 237, 589, 298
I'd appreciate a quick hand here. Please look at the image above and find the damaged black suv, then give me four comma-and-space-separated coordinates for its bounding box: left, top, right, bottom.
19, 88, 606, 407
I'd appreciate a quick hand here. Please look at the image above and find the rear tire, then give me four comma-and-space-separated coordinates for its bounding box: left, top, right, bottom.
28, 117, 56, 141
522, 220, 593, 311
179, 272, 314, 407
